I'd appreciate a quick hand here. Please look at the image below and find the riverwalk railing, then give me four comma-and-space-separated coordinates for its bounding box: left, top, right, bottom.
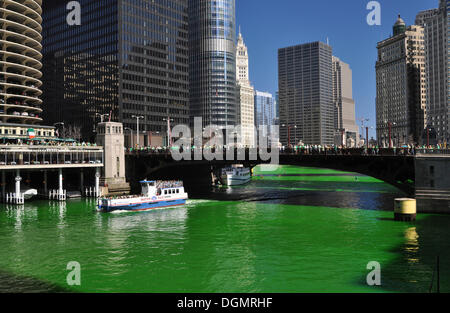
0, 145, 104, 167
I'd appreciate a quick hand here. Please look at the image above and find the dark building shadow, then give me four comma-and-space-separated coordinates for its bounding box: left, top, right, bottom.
0, 270, 74, 293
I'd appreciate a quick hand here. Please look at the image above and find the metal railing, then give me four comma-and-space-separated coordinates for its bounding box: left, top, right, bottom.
0, 144, 104, 166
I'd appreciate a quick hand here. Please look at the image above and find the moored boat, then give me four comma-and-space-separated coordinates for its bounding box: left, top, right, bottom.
220, 166, 251, 186
98, 180, 188, 212
22, 188, 38, 200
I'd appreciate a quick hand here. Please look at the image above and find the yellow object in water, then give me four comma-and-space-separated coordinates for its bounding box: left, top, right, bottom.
394, 198, 417, 221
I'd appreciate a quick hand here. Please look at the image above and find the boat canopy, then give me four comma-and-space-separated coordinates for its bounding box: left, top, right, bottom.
140, 180, 156, 184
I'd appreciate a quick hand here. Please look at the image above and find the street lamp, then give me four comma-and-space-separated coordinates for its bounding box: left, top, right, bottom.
366, 126, 374, 149
384, 120, 397, 148
163, 116, 174, 147
294, 125, 298, 146
124, 127, 133, 148
358, 118, 370, 147
132, 115, 144, 148
281, 124, 292, 147
95, 113, 109, 123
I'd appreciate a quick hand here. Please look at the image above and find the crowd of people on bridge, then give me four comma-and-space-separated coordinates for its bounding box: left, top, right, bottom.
125, 143, 449, 156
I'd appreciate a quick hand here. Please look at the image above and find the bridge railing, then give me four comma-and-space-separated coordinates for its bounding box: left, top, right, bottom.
125, 147, 450, 158
415, 148, 450, 155
0, 145, 104, 166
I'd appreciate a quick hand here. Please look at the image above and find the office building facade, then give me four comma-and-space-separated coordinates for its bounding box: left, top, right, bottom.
332, 56, 359, 147
42, 0, 189, 141
376, 16, 426, 147
278, 41, 334, 146
189, 0, 237, 129
416, 0, 450, 144
235, 29, 255, 147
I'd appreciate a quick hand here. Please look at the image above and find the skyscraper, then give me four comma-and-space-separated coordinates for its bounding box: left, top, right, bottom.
332, 57, 359, 147
0, 0, 57, 138
278, 41, 334, 146
376, 16, 426, 147
189, 0, 237, 129
416, 0, 450, 144
235, 29, 255, 147
42, 0, 189, 141
254, 91, 276, 141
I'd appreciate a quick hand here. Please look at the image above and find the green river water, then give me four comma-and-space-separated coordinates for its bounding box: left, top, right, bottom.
0, 165, 449, 293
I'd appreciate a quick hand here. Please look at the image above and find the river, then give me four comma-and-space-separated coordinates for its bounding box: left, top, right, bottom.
0, 165, 448, 293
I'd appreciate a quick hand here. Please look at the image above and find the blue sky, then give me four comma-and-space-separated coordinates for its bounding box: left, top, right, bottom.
236, 0, 438, 138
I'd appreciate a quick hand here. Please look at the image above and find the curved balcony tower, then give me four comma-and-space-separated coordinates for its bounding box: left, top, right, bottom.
1, 0, 43, 125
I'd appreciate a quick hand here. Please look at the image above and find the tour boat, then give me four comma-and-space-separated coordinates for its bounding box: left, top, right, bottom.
220, 166, 251, 186
97, 180, 188, 212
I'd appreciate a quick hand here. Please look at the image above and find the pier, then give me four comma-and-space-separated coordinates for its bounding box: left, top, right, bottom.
0, 144, 103, 204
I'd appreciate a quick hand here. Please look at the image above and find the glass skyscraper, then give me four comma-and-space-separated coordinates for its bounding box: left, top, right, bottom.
189, 0, 237, 128
42, 0, 189, 140
254, 91, 276, 137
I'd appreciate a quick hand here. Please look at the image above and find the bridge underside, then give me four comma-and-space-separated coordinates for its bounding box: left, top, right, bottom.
126, 154, 415, 196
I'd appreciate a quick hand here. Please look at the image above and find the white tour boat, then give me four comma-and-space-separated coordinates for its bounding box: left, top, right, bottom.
220, 166, 251, 186
98, 180, 188, 212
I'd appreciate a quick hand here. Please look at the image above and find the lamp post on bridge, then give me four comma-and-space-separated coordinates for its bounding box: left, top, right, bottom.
366, 126, 374, 149
163, 116, 174, 148
95, 113, 109, 123
53, 122, 65, 139
124, 127, 133, 148
132, 115, 144, 148
427, 127, 432, 147
384, 120, 397, 148
281, 124, 296, 148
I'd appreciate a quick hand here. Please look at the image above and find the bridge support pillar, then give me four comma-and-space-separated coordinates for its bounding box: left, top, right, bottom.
12, 170, 24, 204
415, 155, 450, 213
43, 170, 48, 195
1, 171, 5, 200
58, 168, 63, 194
15, 170, 21, 197
95, 167, 100, 197
80, 169, 84, 193
57, 168, 66, 201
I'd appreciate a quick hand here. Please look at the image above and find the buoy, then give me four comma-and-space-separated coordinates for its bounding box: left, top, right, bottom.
394, 198, 417, 221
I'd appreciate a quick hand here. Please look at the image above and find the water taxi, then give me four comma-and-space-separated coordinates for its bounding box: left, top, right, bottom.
220, 166, 251, 186
98, 180, 188, 212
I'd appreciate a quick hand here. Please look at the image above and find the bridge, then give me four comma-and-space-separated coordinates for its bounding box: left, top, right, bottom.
125, 148, 450, 213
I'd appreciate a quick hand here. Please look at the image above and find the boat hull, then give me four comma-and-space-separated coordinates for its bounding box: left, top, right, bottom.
99, 199, 186, 213
22, 189, 37, 200
221, 175, 251, 186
